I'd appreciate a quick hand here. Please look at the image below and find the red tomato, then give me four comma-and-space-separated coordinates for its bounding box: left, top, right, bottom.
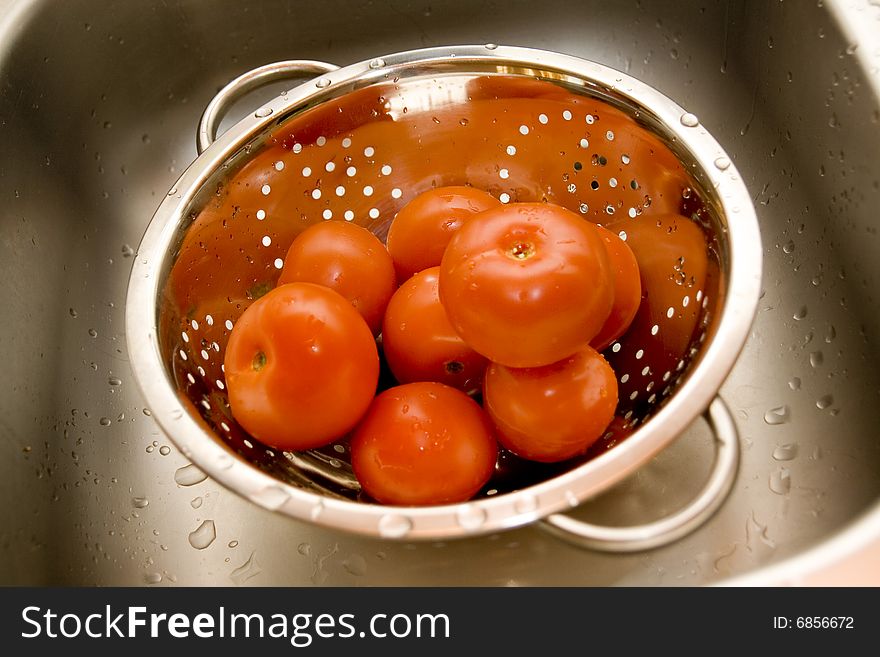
439, 202, 613, 368
278, 221, 396, 336
386, 186, 500, 282
224, 282, 379, 451
382, 267, 488, 393
350, 382, 498, 505
590, 226, 642, 352
483, 346, 618, 462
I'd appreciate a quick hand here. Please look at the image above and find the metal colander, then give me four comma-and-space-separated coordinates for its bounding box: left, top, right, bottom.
126, 45, 761, 550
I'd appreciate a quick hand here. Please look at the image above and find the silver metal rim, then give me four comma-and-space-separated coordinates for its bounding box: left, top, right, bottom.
125, 44, 763, 542
539, 396, 740, 552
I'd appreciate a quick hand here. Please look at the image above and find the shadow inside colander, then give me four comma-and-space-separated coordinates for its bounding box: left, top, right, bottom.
158, 73, 722, 503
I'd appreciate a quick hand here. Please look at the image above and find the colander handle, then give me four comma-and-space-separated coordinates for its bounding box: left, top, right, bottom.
197, 60, 340, 155
538, 396, 740, 553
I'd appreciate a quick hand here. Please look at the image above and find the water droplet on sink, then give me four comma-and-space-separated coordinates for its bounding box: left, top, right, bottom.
788, 377, 801, 390
188, 520, 216, 549
121, 243, 134, 257
342, 554, 367, 576
230, 551, 261, 585
144, 572, 162, 584
108, 375, 122, 386
713, 156, 731, 170
190, 496, 203, 509
793, 306, 807, 320
174, 463, 208, 486
254, 107, 273, 118
679, 112, 700, 127
484, 43, 499, 50
297, 542, 311, 556
249, 486, 289, 510
782, 240, 795, 254
769, 468, 791, 495
514, 494, 538, 514
763, 405, 790, 425
132, 496, 149, 508
456, 504, 487, 531
315, 78, 331, 88
772, 443, 798, 461
378, 514, 412, 538
369, 58, 386, 69
825, 325, 836, 343
810, 351, 824, 368
816, 394, 833, 410
99, 417, 111, 426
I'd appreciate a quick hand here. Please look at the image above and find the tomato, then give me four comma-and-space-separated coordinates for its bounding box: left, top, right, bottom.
350, 382, 498, 505
589, 226, 642, 352
224, 282, 379, 451
483, 346, 618, 462
385, 186, 500, 281
278, 221, 396, 336
439, 202, 614, 368
381, 267, 488, 393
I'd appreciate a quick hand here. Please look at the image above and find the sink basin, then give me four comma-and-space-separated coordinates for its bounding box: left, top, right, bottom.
2, 0, 879, 585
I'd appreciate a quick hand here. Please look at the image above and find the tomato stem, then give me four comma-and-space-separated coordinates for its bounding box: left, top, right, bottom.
247, 281, 272, 300
444, 360, 464, 374
507, 241, 536, 261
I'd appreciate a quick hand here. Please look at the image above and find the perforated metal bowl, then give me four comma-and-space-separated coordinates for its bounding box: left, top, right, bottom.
125, 45, 761, 550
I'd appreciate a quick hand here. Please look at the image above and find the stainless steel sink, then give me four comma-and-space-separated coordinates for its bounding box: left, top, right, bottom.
2, 0, 879, 585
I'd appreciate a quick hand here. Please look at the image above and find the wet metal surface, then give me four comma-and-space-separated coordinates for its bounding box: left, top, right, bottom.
1, 0, 879, 585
